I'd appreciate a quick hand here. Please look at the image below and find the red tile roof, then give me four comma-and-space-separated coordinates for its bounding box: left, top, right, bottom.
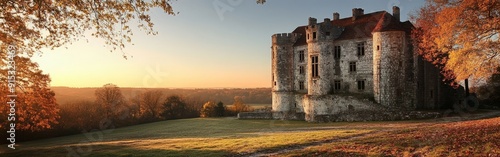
292, 26, 307, 46
291, 11, 413, 46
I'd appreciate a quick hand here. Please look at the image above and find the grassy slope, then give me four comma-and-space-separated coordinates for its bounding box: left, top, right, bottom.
1, 117, 499, 157
0, 118, 371, 157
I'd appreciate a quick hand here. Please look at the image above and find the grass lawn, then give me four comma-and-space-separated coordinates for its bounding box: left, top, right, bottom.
1, 116, 499, 157
0, 118, 371, 157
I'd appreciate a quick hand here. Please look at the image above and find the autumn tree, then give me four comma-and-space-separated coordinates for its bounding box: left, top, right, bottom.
229, 96, 252, 114
0, 56, 59, 132
412, 0, 500, 83
58, 100, 105, 131
200, 101, 217, 118
0, 0, 178, 58
475, 67, 500, 107
95, 83, 127, 120
162, 95, 188, 119
131, 90, 164, 120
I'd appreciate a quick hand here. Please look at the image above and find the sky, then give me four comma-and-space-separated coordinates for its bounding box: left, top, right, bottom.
32, 0, 425, 88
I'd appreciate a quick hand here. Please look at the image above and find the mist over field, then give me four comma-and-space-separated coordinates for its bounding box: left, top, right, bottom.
52, 87, 272, 106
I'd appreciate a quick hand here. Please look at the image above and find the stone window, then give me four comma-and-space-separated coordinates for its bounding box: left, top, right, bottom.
326, 32, 331, 36
357, 80, 365, 90
313, 32, 317, 39
311, 55, 319, 77
430, 90, 433, 99
299, 81, 305, 90
334, 46, 341, 59
357, 42, 365, 56
349, 62, 356, 72
377, 45, 380, 51
334, 80, 341, 90
299, 65, 305, 74
299, 50, 305, 62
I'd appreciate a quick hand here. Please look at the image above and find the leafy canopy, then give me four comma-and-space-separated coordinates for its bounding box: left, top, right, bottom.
412, 0, 500, 82
0, 0, 176, 58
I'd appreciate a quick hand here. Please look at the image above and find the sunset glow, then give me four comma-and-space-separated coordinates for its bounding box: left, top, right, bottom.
31, 1, 424, 88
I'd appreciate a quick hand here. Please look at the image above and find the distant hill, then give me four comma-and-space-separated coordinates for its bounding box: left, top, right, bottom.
51, 87, 272, 106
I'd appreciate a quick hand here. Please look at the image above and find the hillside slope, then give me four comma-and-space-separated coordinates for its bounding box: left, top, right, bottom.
1, 115, 499, 156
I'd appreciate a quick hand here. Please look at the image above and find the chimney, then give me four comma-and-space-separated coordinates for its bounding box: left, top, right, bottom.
324, 18, 331, 23
333, 12, 339, 20
308, 17, 317, 25
393, 6, 400, 21
352, 8, 364, 21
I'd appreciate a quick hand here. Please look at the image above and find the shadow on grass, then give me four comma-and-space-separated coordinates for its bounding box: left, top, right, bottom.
1, 144, 233, 157
286, 150, 368, 157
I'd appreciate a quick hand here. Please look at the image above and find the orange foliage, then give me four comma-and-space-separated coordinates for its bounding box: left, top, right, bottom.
412, 0, 500, 82
0, 57, 59, 132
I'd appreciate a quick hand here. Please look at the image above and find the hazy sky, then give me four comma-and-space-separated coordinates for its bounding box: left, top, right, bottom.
32, 0, 425, 88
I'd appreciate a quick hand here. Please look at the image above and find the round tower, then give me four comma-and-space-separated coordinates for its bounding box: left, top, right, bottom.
271, 33, 298, 114
372, 31, 406, 107
305, 17, 333, 96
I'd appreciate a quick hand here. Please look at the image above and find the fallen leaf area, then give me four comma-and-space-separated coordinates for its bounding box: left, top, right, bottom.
282, 117, 500, 157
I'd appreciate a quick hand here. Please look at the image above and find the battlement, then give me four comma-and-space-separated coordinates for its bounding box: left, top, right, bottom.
272, 33, 299, 45
305, 16, 343, 42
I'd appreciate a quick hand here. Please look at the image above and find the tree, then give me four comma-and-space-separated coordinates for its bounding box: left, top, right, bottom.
412, 0, 500, 83
476, 67, 500, 107
94, 83, 127, 120
162, 95, 187, 119
0, 56, 59, 132
0, 0, 176, 58
229, 96, 251, 114
131, 90, 164, 120
215, 101, 225, 117
200, 101, 217, 118
58, 100, 105, 131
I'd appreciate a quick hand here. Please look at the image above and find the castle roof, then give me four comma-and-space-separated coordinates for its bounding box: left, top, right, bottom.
292, 11, 413, 46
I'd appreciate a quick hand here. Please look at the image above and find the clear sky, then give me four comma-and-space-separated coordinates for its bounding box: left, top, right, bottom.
32, 0, 425, 88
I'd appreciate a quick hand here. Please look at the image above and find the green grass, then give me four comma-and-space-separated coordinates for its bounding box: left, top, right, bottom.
0, 118, 371, 157
2, 116, 499, 157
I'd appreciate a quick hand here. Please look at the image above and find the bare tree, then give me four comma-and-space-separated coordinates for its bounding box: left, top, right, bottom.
95, 83, 126, 120
135, 90, 165, 120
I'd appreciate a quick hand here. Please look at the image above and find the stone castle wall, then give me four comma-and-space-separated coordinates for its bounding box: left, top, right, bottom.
268, 9, 454, 122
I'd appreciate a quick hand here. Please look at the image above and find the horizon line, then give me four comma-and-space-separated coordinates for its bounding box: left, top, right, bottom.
49, 86, 272, 89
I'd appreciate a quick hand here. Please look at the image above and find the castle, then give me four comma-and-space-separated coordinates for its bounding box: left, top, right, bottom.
270, 7, 456, 122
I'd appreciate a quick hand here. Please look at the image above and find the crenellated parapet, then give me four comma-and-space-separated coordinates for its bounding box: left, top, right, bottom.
272, 33, 300, 45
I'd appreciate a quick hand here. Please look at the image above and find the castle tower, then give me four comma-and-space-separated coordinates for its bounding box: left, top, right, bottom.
304, 17, 342, 95
271, 33, 298, 115
305, 17, 335, 96
372, 30, 407, 107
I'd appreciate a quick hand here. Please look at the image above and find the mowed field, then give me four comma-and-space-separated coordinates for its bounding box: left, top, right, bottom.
1, 115, 500, 157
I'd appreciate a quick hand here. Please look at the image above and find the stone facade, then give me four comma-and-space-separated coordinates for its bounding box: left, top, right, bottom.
271, 7, 455, 122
